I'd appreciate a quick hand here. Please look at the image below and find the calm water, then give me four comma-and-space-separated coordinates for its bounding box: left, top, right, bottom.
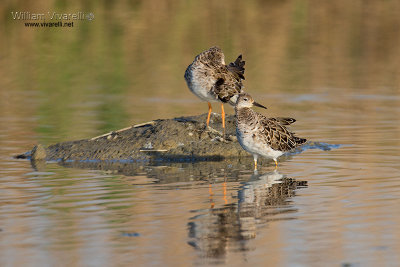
1, 1, 400, 266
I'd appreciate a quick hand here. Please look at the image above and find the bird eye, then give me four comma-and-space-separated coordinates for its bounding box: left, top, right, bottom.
244, 98, 248, 101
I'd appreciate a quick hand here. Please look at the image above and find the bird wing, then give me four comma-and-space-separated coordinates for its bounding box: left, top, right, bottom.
268, 117, 296, 125
227, 55, 245, 80
258, 114, 306, 151
211, 55, 246, 103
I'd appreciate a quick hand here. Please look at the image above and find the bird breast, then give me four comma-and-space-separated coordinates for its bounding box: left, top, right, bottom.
186, 64, 218, 102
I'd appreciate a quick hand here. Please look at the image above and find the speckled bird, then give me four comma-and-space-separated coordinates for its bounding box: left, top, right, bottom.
235, 93, 307, 171
184, 46, 247, 137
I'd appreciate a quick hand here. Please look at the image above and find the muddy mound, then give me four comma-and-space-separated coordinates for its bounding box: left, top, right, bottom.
18, 113, 252, 162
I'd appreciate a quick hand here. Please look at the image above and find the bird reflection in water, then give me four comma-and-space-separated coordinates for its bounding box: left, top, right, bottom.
208, 176, 228, 209
188, 170, 307, 260
38, 159, 307, 261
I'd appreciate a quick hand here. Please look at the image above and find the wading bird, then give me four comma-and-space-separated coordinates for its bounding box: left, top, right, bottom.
235, 93, 306, 171
184, 46, 251, 138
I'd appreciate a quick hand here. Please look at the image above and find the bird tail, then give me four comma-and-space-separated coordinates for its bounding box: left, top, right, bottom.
227, 55, 245, 80
295, 137, 307, 146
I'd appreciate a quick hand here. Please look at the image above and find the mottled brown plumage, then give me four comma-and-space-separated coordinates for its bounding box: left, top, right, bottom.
235, 94, 306, 170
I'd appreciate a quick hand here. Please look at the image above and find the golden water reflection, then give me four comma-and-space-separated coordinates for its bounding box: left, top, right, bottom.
29, 159, 309, 265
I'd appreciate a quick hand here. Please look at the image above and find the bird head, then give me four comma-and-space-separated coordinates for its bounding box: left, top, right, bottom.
236, 93, 267, 109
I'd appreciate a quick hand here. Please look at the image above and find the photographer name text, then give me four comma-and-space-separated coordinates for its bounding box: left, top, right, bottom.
11, 11, 93, 21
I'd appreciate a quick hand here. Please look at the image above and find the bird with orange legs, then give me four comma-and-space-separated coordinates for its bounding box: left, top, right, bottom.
185, 46, 257, 138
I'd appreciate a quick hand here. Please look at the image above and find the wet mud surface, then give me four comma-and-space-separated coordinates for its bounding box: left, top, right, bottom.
17, 113, 244, 161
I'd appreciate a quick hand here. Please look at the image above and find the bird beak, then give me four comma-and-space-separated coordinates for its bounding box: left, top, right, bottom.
253, 102, 267, 109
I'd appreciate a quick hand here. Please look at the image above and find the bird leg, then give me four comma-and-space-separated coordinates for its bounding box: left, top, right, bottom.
253, 156, 258, 171
274, 159, 278, 169
221, 103, 225, 139
209, 183, 215, 209
206, 102, 212, 128
223, 178, 227, 205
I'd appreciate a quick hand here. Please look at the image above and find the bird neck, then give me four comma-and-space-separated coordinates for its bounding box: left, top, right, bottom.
235, 107, 255, 122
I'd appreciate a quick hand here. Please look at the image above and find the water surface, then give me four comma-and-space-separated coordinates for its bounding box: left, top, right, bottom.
1, 1, 400, 266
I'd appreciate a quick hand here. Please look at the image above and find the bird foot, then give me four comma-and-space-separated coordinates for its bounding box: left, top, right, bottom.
205, 125, 223, 136
199, 125, 233, 142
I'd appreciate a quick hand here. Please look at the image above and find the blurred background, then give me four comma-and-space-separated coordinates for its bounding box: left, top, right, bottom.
1, 0, 399, 143
1, 1, 400, 266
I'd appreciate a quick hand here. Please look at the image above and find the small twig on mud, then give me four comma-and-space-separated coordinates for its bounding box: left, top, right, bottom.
133, 121, 155, 128
139, 149, 168, 152
90, 131, 117, 141
90, 121, 155, 141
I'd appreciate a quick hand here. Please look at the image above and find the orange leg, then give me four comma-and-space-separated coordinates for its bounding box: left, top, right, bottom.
223, 180, 227, 204
221, 103, 225, 138
206, 102, 212, 127
274, 159, 278, 169
209, 183, 215, 209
